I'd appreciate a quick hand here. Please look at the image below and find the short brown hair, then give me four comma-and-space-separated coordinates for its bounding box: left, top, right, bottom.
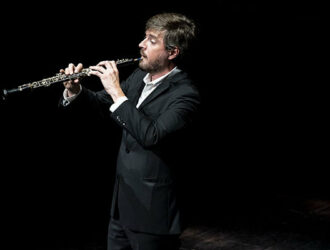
146, 13, 197, 62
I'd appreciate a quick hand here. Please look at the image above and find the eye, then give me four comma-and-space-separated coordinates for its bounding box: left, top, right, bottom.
143, 34, 157, 44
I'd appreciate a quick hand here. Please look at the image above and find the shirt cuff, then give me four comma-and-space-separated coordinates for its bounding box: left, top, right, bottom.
110, 96, 128, 112
62, 85, 82, 106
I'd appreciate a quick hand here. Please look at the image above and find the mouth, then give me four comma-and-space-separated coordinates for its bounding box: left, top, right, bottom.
140, 51, 147, 58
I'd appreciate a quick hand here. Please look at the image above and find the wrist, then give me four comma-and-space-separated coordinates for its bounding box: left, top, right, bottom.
109, 88, 125, 103
67, 85, 81, 97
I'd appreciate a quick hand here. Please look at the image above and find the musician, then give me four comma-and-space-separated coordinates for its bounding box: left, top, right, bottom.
60, 12, 200, 250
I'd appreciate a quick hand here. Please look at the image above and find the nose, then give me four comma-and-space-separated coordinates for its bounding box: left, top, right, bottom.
139, 37, 147, 49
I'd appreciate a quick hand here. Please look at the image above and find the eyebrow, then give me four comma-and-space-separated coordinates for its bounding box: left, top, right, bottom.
147, 34, 158, 40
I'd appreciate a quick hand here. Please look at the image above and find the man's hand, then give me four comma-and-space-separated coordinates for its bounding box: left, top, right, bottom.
89, 61, 125, 102
60, 63, 83, 97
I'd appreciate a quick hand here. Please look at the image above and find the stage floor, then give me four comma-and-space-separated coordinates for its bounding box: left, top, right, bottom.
180, 195, 330, 250
37, 194, 330, 250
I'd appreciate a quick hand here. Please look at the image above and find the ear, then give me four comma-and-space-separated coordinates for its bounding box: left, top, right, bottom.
168, 47, 180, 60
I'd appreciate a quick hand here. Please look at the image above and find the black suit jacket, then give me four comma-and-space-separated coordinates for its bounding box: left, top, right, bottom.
61, 68, 200, 235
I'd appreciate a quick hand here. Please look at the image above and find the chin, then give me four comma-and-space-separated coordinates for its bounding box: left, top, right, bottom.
139, 60, 149, 71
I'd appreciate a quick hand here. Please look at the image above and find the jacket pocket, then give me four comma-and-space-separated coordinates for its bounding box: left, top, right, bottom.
143, 177, 173, 185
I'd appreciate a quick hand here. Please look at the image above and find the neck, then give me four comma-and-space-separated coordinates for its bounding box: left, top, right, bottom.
150, 62, 176, 82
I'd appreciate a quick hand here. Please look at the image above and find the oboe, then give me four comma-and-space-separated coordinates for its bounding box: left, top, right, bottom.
2, 57, 141, 99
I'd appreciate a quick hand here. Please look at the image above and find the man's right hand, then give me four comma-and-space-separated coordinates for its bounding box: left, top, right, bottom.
60, 63, 83, 97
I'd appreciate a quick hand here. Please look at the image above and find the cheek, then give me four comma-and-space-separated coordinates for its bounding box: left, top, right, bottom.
158, 50, 170, 61
150, 47, 168, 59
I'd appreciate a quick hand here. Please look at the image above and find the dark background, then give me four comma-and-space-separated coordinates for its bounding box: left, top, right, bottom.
1, 1, 327, 249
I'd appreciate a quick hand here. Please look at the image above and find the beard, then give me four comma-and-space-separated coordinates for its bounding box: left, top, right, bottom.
138, 54, 166, 74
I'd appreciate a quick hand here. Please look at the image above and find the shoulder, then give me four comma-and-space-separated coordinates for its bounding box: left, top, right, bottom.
169, 71, 200, 98
126, 68, 147, 82
120, 68, 147, 93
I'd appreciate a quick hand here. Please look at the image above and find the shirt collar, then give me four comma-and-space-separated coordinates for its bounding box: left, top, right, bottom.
143, 67, 181, 85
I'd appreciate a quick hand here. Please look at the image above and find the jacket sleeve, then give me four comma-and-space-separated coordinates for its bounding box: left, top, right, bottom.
58, 68, 141, 119
111, 84, 200, 148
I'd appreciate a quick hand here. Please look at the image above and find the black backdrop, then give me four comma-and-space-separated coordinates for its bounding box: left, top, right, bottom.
1, 1, 327, 249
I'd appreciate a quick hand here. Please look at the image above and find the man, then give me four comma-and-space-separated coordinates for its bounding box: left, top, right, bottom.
60, 12, 200, 250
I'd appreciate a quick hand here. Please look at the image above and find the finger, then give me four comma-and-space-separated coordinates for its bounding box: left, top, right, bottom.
75, 63, 83, 73
98, 60, 117, 71
107, 61, 119, 78
89, 65, 106, 74
104, 61, 113, 71
88, 70, 102, 78
109, 61, 119, 74
96, 61, 109, 67
68, 63, 75, 74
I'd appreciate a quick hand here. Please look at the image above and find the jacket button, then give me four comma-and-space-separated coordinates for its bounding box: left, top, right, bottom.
125, 148, 130, 153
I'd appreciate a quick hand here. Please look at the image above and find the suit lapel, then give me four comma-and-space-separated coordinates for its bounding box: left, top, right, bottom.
137, 80, 171, 110
135, 70, 187, 110
132, 80, 146, 106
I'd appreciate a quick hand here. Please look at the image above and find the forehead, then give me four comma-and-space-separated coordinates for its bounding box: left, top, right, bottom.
145, 29, 165, 39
